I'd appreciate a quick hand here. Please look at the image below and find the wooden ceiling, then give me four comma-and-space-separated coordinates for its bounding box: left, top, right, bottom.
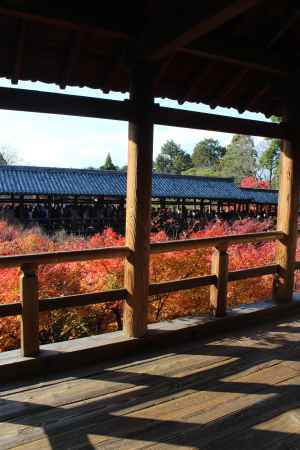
0, 0, 298, 116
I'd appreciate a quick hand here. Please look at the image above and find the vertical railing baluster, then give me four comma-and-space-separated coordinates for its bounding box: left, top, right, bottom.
20, 263, 39, 356
210, 243, 228, 317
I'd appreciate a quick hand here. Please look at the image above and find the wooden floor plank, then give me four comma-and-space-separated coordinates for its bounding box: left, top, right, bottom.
1, 315, 300, 449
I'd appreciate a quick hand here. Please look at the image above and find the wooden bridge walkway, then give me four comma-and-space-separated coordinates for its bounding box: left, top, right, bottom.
1, 314, 300, 449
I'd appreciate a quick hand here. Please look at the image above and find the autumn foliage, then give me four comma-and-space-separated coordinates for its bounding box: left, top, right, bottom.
240, 176, 270, 189
0, 218, 298, 352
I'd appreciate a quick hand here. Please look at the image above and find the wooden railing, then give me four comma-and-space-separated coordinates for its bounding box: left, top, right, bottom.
0, 230, 290, 357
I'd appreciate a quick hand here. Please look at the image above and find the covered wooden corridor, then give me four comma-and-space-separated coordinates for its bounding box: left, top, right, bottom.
1, 2, 300, 448
1, 313, 300, 449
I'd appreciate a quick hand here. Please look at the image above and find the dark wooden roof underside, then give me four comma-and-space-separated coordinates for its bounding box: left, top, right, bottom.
0, 0, 298, 117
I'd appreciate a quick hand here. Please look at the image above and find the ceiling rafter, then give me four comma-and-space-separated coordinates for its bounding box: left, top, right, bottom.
178, 62, 218, 105
11, 20, 26, 85
153, 55, 175, 90
245, 85, 270, 112
211, 68, 249, 109
60, 31, 82, 89
180, 47, 289, 78
0, 7, 130, 41
267, 9, 300, 49
147, 0, 262, 61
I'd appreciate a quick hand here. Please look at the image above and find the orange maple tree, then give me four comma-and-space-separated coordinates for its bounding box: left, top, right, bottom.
0, 218, 298, 352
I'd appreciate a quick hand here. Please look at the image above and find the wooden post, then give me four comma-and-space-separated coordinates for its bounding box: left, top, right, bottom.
123, 65, 154, 338
273, 108, 300, 302
210, 244, 228, 317
20, 263, 39, 356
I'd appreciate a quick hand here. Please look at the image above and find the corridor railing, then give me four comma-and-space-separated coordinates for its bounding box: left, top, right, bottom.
0, 230, 290, 356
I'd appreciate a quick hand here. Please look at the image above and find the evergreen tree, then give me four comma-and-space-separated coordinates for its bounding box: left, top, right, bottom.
192, 138, 225, 170
220, 135, 257, 182
259, 139, 280, 188
100, 153, 118, 171
259, 117, 281, 188
154, 140, 192, 174
183, 167, 221, 177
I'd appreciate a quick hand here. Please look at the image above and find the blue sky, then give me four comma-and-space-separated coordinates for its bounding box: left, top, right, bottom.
0, 78, 268, 168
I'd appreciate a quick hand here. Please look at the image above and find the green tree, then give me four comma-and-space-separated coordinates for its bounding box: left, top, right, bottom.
192, 138, 225, 170
220, 135, 257, 182
100, 153, 118, 171
258, 116, 281, 188
183, 167, 221, 177
154, 140, 192, 174
259, 139, 280, 188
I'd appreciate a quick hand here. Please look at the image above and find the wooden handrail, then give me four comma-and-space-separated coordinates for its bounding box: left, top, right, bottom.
294, 261, 300, 270
0, 302, 22, 317
0, 231, 285, 268
149, 275, 216, 296
0, 246, 131, 269
150, 231, 285, 254
0, 263, 282, 318
228, 264, 279, 281
39, 288, 127, 311
0, 230, 291, 356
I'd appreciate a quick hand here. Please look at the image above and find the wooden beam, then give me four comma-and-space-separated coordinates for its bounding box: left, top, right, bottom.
152, 105, 289, 139
149, 0, 261, 60
273, 106, 300, 302
123, 66, 154, 338
0, 86, 133, 121
11, 20, 26, 85
0, 86, 287, 139
0, 7, 130, 41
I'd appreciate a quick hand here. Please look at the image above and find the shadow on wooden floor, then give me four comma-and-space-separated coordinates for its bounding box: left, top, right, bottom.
1, 316, 300, 449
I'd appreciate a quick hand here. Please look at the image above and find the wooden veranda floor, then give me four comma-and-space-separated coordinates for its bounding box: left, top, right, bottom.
2, 315, 300, 449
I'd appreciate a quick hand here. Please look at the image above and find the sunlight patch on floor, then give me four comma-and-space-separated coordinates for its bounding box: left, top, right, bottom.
254, 409, 300, 434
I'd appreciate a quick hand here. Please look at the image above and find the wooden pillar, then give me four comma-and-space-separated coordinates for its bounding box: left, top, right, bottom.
20, 263, 39, 356
273, 108, 300, 302
123, 65, 154, 338
210, 244, 228, 317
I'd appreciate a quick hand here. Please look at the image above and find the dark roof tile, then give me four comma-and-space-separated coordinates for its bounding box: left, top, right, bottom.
0, 165, 276, 203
